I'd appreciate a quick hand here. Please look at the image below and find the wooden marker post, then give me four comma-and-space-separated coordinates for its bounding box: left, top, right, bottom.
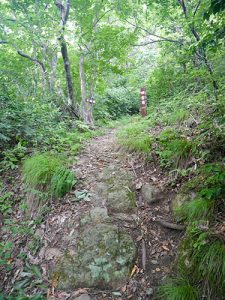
140, 87, 147, 117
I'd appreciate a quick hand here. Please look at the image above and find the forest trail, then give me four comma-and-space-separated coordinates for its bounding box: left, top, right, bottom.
34, 129, 182, 300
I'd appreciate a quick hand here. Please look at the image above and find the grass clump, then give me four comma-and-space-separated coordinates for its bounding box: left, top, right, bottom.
175, 198, 214, 222
50, 166, 76, 198
117, 122, 152, 153
192, 240, 225, 294
23, 153, 76, 198
158, 278, 199, 300
177, 237, 225, 298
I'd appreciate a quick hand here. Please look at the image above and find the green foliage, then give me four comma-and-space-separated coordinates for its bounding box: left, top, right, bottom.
0, 143, 27, 171
0, 292, 44, 300
163, 110, 188, 125
23, 153, 76, 197
178, 236, 225, 298
0, 192, 14, 215
182, 163, 225, 201
157, 129, 194, 169
158, 278, 199, 300
95, 75, 139, 121
192, 240, 225, 294
0, 241, 14, 272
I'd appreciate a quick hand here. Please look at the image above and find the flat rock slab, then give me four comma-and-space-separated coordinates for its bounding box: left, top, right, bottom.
96, 165, 136, 213
55, 223, 136, 290
80, 207, 109, 226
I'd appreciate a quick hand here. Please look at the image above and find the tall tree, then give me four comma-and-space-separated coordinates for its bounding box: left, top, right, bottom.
55, 0, 76, 108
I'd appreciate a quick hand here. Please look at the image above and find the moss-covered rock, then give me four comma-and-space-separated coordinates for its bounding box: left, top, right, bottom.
55, 223, 136, 290
171, 192, 196, 214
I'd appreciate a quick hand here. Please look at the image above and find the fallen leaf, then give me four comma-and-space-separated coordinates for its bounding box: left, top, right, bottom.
162, 245, 170, 251
135, 182, 142, 190
136, 235, 143, 242
130, 265, 139, 277
121, 285, 127, 292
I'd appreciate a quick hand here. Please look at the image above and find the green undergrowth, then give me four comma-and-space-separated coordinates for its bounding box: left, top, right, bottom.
117, 121, 152, 152
23, 153, 76, 198
117, 91, 225, 299
0, 117, 101, 173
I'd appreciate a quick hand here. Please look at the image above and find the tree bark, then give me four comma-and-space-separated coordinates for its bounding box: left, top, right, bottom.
79, 54, 94, 125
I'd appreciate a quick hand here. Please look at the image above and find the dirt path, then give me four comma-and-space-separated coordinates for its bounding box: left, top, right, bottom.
1, 129, 182, 300
44, 129, 181, 300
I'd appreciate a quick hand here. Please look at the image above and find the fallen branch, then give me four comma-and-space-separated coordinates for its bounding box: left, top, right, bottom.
154, 218, 185, 230
141, 239, 146, 271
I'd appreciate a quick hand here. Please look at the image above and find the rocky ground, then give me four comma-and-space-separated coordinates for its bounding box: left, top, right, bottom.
1, 129, 184, 300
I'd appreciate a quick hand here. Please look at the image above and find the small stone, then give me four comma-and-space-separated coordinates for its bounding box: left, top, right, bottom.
141, 184, 163, 204
73, 294, 91, 300
146, 288, 153, 295
151, 260, 158, 265
44, 248, 62, 260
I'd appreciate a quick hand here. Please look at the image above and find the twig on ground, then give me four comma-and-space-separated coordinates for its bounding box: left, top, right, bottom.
142, 239, 146, 271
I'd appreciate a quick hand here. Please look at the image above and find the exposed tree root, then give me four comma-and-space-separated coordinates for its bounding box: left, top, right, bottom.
154, 219, 185, 230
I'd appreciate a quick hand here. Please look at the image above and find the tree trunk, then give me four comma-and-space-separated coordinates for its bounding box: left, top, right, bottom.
56, 0, 76, 107
60, 37, 74, 106
79, 54, 94, 125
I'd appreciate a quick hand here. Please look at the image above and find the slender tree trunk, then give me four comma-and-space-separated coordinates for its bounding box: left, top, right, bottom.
60, 37, 74, 106
79, 54, 94, 124
56, 0, 76, 107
